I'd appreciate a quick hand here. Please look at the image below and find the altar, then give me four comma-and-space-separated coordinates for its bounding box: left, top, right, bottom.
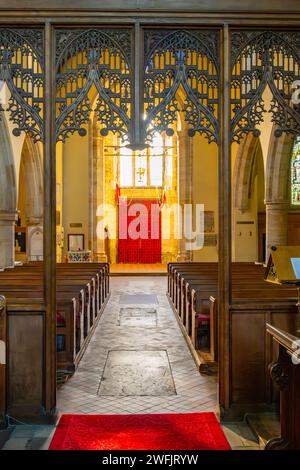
67, 250, 92, 263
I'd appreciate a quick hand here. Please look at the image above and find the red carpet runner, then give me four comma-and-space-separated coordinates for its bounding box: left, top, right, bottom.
49, 412, 230, 450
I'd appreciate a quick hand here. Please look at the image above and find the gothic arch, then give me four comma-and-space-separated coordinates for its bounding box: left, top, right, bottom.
233, 133, 262, 212
231, 30, 300, 144
143, 29, 220, 144
19, 135, 43, 225
0, 112, 16, 213
55, 28, 132, 142
0, 112, 17, 269
265, 128, 294, 203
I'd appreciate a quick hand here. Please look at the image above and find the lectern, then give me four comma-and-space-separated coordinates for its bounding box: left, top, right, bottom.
265, 246, 300, 450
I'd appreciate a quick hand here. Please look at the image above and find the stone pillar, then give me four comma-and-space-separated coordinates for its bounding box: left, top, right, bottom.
177, 130, 193, 261
93, 131, 107, 263
26, 216, 43, 227
265, 200, 289, 261
0, 211, 17, 269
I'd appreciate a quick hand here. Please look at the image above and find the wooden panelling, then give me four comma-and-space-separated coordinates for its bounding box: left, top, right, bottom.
8, 312, 44, 416
230, 304, 299, 414
231, 312, 266, 403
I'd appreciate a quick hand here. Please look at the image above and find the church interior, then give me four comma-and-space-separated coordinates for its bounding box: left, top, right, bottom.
0, 0, 300, 453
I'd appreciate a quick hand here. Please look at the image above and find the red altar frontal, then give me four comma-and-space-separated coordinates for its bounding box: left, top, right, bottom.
118, 199, 161, 263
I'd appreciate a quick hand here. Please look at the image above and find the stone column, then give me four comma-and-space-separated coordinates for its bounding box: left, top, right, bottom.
93, 131, 107, 263
177, 130, 193, 261
265, 200, 289, 261
26, 216, 43, 226
0, 211, 17, 269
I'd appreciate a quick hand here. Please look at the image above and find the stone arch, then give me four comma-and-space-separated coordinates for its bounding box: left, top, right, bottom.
0, 112, 17, 269
233, 133, 262, 212
18, 134, 43, 225
264, 128, 294, 256
265, 130, 294, 203
233, 133, 265, 262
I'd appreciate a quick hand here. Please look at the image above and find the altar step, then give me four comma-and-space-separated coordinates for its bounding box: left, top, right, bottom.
110, 263, 167, 276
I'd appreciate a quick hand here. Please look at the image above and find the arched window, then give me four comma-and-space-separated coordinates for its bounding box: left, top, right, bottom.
291, 137, 300, 205
119, 132, 173, 188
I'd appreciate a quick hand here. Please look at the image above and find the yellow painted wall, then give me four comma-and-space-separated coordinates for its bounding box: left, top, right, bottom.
233, 178, 259, 261
102, 133, 179, 263
17, 162, 26, 226
192, 135, 218, 261
56, 141, 64, 261
232, 140, 265, 261
60, 125, 220, 264
62, 127, 89, 256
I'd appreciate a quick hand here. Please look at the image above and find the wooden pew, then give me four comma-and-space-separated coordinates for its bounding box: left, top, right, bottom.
0, 262, 110, 372
0, 262, 110, 419
167, 262, 298, 391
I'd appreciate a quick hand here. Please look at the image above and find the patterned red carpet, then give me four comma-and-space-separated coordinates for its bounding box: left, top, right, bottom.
49, 412, 230, 450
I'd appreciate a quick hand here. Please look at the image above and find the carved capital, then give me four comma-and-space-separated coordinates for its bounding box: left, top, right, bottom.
269, 361, 289, 391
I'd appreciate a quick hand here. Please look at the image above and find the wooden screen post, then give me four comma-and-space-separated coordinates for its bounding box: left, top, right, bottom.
44, 21, 57, 418
218, 24, 232, 415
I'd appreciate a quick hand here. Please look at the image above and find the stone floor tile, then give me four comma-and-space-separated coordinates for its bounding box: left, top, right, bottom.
57, 276, 217, 416
2, 438, 30, 450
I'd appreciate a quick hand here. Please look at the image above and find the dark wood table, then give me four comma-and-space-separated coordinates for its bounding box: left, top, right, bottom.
266, 323, 300, 450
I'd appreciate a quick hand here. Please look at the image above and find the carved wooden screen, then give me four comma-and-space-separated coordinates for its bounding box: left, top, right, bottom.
231, 31, 300, 143
55, 28, 133, 142
0, 28, 44, 142
54, 28, 220, 146
143, 29, 220, 145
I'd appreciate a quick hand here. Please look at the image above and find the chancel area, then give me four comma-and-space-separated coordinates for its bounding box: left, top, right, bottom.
0, 0, 300, 452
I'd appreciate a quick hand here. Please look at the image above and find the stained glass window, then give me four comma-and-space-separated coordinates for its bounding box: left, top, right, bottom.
135, 154, 148, 186
118, 132, 172, 188
291, 137, 300, 205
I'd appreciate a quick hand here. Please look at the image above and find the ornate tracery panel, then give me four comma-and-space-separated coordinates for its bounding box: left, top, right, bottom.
143, 29, 220, 144
55, 29, 132, 142
0, 28, 44, 142
231, 31, 300, 143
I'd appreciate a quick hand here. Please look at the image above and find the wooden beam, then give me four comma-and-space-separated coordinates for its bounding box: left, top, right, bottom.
44, 20, 57, 418
132, 21, 143, 147
218, 23, 232, 414
0, 0, 300, 13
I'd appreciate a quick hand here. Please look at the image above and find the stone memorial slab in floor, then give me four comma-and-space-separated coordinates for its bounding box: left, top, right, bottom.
118, 307, 157, 327
98, 350, 176, 396
119, 294, 158, 305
